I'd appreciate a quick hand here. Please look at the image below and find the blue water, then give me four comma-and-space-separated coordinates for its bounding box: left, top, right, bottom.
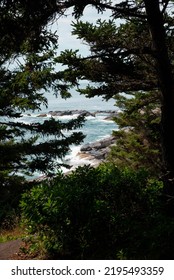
44, 90, 118, 172
23, 89, 118, 144
5, 90, 118, 176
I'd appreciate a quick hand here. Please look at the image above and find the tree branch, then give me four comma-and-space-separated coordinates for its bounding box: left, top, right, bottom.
62, 0, 147, 19
76, 46, 154, 62
161, 0, 170, 14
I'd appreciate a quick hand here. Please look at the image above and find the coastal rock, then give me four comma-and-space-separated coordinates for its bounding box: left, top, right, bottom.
48, 110, 96, 117
89, 150, 106, 160
95, 110, 117, 114
36, 110, 119, 118
104, 112, 119, 120
79, 136, 116, 162
80, 144, 93, 152
48, 110, 71, 116
80, 136, 116, 152
37, 114, 47, 117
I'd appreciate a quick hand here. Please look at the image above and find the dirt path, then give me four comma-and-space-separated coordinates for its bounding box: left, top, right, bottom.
0, 239, 23, 260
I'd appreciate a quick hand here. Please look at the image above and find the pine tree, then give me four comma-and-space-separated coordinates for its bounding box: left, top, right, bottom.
0, 0, 85, 222
55, 1, 174, 190
2, 0, 174, 219
108, 91, 162, 175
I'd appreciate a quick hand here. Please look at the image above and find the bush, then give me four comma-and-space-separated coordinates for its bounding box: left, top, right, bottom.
20, 164, 174, 259
0, 174, 31, 228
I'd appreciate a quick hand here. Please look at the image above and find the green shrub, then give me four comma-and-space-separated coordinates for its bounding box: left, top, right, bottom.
20, 164, 174, 259
0, 173, 31, 228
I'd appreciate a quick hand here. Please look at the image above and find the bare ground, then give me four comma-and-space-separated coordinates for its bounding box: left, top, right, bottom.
0, 239, 23, 260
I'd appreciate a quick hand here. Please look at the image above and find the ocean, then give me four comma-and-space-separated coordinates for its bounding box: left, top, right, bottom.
42, 90, 118, 139
44, 90, 118, 172
10, 89, 118, 176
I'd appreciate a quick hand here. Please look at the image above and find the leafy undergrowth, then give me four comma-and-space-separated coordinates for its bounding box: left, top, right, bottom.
10, 237, 48, 260
21, 164, 172, 260
0, 223, 48, 259
17, 235, 49, 260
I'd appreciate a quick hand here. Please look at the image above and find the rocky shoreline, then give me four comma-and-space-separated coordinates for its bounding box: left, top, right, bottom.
32, 111, 118, 181
34, 135, 116, 182
37, 109, 118, 119
77, 136, 116, 165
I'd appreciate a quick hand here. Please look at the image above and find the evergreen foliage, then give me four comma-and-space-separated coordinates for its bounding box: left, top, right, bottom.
57, 18, 157, 100
21, 164, 174, 260
108, 91, 162, 175
0, 0, 85, 224
55, 1, 174, 188
56, 16, 164, 174
2, 0, 174, 258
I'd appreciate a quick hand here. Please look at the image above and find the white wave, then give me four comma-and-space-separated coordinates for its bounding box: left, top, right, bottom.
61, 144, 100, 173
85, 115, 96, 120
56, 114, 80, 120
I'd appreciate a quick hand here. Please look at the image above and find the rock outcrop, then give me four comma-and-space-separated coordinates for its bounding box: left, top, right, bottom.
37, 110, 119, 119
78, 136, 116, 162
48, 110, 96, 117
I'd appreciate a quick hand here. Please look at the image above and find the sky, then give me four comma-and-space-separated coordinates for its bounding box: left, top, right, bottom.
44, 5, 118, 109
52, 5, 112, 55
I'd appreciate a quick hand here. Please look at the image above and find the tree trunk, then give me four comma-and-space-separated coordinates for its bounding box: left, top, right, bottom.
144, 0, 174, 194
